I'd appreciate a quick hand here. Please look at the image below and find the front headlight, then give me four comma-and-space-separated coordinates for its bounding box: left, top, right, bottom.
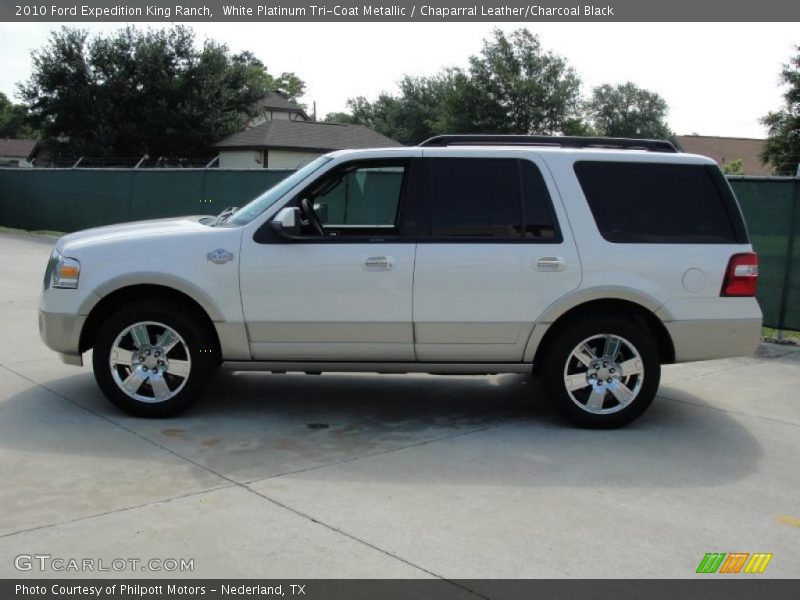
45, 250, 81, 289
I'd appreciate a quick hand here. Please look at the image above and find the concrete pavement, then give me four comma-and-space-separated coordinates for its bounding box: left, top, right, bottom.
0, 231, 798, 579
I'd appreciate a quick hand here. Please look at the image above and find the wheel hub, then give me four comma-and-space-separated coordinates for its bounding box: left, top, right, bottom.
131, 346, 169, 374
586, 360, 620, 388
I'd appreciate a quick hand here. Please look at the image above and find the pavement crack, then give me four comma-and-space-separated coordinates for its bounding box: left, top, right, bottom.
0, 485, 233, 539
661, 360, 753, 386
659, 392, 800, 428
241, 486, 489, 599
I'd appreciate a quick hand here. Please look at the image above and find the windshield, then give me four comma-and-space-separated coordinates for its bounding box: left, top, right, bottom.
226, 156, 332, 225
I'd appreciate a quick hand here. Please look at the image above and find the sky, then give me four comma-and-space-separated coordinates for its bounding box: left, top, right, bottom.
0, 21, 796, 139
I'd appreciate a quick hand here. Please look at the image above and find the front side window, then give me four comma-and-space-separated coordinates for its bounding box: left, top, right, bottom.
289, 160, 410, 238
424, 158, 560, 241
314, 165, 405, 230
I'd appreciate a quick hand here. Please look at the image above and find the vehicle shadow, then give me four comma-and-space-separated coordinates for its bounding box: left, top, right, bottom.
0, 367, 763, 489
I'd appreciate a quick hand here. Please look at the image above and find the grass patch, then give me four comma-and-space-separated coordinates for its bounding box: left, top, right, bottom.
0, 225, 64, 237
763, 326, 800, 344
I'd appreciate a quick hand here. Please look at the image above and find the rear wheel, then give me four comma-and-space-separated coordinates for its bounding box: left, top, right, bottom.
540, 316, 660, 428
92, 301, 217, 417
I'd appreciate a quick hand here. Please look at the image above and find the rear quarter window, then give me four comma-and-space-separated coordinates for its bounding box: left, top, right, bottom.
574, 161, 748, 244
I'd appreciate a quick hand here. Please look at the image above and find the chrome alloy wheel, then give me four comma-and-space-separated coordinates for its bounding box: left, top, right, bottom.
109, 321, 191, 403
562, 334, 644, 415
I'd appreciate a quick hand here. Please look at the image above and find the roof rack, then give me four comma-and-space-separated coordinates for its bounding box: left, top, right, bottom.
418, 134, 678, 153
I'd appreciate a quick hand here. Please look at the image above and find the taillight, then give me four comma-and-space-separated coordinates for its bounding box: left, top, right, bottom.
721, 252, 758, 297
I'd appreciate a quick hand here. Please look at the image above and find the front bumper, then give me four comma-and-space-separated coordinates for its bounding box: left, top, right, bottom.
39, 310, 86, 366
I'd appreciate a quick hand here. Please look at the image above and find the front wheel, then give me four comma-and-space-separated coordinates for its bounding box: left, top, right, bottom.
92, 301, 217, 417
540, 316, 661, 428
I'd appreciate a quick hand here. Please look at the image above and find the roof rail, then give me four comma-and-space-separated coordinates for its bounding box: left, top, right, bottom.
418, 134, 678, 153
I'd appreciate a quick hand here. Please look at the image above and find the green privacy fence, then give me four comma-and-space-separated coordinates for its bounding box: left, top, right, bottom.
0, 168, 798, 329
729, 177, 800, 331
0, 168, 293, 233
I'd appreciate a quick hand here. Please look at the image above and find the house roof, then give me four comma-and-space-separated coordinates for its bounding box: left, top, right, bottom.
0, 138, 38, 160
252, 92, 306, 114
215, 120, 401, 152
675, 135, 772, 176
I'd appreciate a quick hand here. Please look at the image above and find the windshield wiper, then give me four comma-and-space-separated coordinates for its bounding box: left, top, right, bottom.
212, 206, 239, 226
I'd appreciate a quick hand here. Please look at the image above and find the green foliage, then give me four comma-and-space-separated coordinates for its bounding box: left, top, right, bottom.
451, 29, 582, 135
335, 29, 674, 146
761, 45, 800, 175
323, 112, 357, 124
331, 73, 456, 144
585, 82, 672, 139
721, 158, 746, 176
338, 29, 585, 144
19, 26, 305, 158
0, 92, 37, 138
272, 72, 305, 103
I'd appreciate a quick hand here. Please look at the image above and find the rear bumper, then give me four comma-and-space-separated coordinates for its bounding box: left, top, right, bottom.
39, 310, 85, 366
665, 318, 762, 363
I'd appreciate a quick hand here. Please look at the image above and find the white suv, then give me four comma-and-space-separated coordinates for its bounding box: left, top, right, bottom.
39, 135, 762, 428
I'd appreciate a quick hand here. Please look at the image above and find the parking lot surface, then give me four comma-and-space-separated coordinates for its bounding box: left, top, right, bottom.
0, 231, 798, 578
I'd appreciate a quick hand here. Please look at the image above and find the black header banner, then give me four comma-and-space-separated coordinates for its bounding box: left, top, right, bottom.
1, 0, 799, 22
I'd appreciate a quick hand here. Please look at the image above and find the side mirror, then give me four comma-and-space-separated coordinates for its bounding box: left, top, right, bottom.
271, 207, 301, 238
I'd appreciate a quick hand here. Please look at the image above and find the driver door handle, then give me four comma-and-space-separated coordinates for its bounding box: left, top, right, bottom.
536, 256, 567, 272
364, 256, 395, 271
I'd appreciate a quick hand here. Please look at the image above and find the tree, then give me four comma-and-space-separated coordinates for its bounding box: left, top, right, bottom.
327, 74, 454, 144
721, 159, 745, 176
19, 26, 305, 158
761, 46, 800, 175
586, 82, 672, 139
272, 71, 305, 102
0, 92, 37, 138
336, 29, 584, 144
324, 112, 357, 124
443, 29, 583, 135
344, 94, 405, 138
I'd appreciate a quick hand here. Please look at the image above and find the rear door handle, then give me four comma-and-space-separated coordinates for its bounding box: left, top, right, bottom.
364, 256, 395, 271
536, 256, 566, 272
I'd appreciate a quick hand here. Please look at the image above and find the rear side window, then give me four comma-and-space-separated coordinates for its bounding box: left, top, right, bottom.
425, 158, 560, 241
574, 161, 746, 244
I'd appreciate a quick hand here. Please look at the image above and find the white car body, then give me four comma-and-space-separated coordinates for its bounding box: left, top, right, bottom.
39, 139, 762, 425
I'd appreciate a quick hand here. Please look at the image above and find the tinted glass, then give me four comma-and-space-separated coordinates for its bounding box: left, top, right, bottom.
428, 158, 558, 240
316, 165, 404, 227
521, 160, 559, 240
574, 161, 738, 243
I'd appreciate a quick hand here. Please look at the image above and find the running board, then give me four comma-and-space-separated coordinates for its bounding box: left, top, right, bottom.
221, 361, 531, 375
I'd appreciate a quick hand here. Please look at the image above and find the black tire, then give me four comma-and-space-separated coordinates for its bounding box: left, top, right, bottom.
92, 300, 218, 417
539, 315, 660, 429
